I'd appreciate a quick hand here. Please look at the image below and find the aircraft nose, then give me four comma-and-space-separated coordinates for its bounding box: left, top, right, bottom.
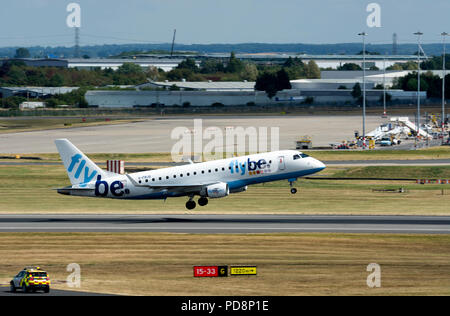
314, 159, 326, 170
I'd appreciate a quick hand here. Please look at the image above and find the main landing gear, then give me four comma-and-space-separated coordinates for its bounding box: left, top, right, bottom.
185, 196, 209, 210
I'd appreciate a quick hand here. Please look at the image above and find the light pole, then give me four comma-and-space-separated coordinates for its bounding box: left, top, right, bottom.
383, 53, 387, 117
358, 32, 368, 149
442, 32, 449, 144
414, 31, 423, 146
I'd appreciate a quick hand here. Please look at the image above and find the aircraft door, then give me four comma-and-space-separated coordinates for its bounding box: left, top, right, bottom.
278, 156, 285, 171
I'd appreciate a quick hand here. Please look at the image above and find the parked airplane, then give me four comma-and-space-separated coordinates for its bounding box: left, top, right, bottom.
55, 139, 326, 210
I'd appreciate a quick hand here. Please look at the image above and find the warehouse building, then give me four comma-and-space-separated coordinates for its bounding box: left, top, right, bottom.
85, 89, 304, 108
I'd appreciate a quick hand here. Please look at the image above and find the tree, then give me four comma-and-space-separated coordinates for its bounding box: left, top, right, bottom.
177, 58, 198, 72
240, 63, 259, 81
284, 57, 304, 68
200, 59, 225, 74
386, 63, 404, 71
226, 52, 244, 73
117, 63, 142, 75
305, 61, 321, 79
283, 57, 306, 79
338, 63, 362, 71
49, 73, 64, 87
255, 69, 291, 99
276, 69, 292, 91
14, 48, 31, 58
351, 83, 362, 99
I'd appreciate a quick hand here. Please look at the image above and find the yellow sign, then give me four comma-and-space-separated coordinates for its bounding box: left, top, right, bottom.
230, 266, 257, 276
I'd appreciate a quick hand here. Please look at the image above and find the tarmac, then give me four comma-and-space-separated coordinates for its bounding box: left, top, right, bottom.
0, 214, 449, 234
0, 115, 387, 153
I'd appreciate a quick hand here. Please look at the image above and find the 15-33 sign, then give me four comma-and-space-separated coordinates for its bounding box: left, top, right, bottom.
193, 266, 228, 277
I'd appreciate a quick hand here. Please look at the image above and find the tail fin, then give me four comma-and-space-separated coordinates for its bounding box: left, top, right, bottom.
55, 139, 107, 186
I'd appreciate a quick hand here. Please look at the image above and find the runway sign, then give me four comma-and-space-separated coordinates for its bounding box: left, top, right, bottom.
193, 266, 228, 277
230, 266, 257, 276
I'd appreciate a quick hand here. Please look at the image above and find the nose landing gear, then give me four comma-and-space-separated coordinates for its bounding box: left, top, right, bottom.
289, 179, 298, 194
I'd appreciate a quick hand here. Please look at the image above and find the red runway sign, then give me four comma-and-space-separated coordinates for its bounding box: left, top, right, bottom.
193, 266, 228, 277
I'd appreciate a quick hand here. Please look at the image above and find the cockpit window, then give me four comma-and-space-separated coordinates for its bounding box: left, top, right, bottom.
294, 153, 310, 160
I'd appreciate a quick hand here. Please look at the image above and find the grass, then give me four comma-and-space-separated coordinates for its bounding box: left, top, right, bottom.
0, 233, 448, 296
332, 166, 450, 179
1, 165, 450, 215
0, 117, 146, 134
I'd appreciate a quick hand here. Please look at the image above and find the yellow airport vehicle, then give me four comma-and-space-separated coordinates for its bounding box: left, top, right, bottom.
10, 266, 50, 293
295, 136, 312, 150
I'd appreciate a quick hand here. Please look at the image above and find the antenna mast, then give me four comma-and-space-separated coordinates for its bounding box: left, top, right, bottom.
171, 29, 177, 57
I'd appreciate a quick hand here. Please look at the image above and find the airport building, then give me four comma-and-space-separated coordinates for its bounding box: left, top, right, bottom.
0, 87, 79, 98
85, 80, 425, 108
85, 89, 304, 108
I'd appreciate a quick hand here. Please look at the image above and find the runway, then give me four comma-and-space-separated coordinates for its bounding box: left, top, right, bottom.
0, 215, 449, 234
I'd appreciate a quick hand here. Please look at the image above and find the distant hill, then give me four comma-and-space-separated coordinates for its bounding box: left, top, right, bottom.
0, 42, 446, 58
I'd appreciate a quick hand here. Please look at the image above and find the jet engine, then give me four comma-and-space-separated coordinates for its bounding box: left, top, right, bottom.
205, 182, 229, 198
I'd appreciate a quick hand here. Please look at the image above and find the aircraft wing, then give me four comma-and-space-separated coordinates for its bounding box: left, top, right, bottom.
125, 174, 217, 190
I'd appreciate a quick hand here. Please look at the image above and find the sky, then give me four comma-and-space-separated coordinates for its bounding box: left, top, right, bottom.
0, 0, 449, 47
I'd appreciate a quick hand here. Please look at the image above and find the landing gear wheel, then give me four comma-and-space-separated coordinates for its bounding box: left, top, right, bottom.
198, 197, 209, 207
186, 200, 197, 210
290, 188, 298, 194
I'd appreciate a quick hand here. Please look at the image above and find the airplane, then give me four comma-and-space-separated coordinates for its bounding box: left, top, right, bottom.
55, 139, 326, 210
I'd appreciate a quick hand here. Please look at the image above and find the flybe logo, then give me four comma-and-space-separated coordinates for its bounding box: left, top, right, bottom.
229, 158, 272, 176
68, 154, 97, 184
